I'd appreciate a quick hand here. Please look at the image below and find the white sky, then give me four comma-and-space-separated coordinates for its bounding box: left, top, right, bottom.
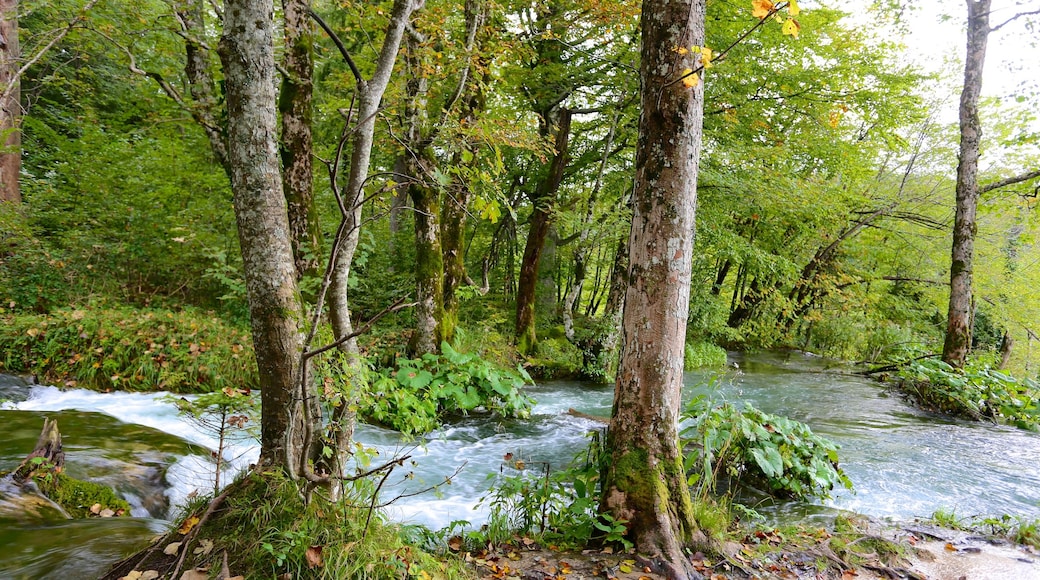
897, 1, 1040, 102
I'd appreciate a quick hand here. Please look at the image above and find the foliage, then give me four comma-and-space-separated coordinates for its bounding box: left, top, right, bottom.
684, 340, 728, 370
525, 336, 584, 379
175, 471, 469, 579
477, 432, 634, 550
930, 509, 1040, 549
0, 306, 256, 393
895, 358, 1040, 430
358, 342, 534, 435
682, 399, 853, 500
164, 388, 260, 494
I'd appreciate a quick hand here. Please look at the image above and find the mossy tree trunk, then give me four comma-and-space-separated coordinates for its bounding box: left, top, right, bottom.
516, 108, 571, 355
942, 0, 990, 369
280, 0, 322, 283
219, 0, 313, 474
599, 0, 706, 575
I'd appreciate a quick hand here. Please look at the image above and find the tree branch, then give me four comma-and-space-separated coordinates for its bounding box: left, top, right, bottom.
990, 7, 1040, 32
1, 0, 102, 105
980, 168, 1040, 194
308, 8, 363, 85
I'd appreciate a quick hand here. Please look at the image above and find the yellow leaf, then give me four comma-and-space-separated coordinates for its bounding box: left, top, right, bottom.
782, 18, 800, 37
751, 0, 774, 19
787, 0, 800, 16
828, 110, 841, 128
682, 69, 700, 88
672, 45, 689, 55
178, 515, 200, 535
701, 46, 714, 68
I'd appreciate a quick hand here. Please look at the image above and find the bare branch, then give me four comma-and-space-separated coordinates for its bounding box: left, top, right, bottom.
990, 7, 1040, 32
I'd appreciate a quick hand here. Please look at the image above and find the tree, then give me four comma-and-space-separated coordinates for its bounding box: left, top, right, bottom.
218, 0, 309, 472
942, 0, 1040, 368
0, 0, 18, 203
599, 0, 707, 575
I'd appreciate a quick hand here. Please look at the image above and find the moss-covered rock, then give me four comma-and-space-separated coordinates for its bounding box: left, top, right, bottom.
35, 471, 131, 519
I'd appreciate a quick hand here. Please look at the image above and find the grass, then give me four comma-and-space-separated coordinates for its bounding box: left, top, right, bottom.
0, 305, 256, 393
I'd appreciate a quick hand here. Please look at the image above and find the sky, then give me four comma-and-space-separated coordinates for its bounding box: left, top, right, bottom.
898, 1, 1040, 102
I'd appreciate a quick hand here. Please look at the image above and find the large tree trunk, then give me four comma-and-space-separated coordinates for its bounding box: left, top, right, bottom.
515, 108, 571, 355
942, 0, 990, 368
599, 0, 706, 575
0, 0, 19, 203
280, 0, 322, 282
409, 160, 445, 355
219, 0, 309, 473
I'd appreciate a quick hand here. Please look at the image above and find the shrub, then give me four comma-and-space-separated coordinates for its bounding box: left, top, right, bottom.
684, 340, 728, 370
525, 337, 583, 379
0, 306, 256, 393
359, 342, 535, 435
895, 358, 1040, 430
682, 400, 853, 500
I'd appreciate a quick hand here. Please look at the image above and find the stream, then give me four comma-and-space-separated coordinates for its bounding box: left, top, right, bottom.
2, 351, 1039, 578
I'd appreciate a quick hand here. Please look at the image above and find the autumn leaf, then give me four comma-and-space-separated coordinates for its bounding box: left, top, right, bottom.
672, 45, 689, 55
163, 542, 182, 556
701, 46, 714, 68
681, 69, 700, 88
787, 0, 800, 16
751, 0, 774, 19
781, 18, 801, 37
178, 515, 200, 535
306, 545, 324, 569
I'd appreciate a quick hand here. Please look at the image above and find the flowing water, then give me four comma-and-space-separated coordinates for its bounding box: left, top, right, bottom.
2, 351, 1039, 578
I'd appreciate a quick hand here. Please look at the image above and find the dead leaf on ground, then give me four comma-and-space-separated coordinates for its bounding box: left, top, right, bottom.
90, 503, 102, 515
178, 515, 200, 535
193, 538, 214, 556
163, 542, 182, 556
100, 508, 115, 518
945, 543, 958, 552
305, 545, 324, 569
178, 570, 208, 580
119, 571, 159, 580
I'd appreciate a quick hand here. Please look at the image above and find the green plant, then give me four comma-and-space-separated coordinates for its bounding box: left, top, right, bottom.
0, 305, 256, 393
358, 342, 535, 435
164, 388, 259, 493
684, 340, 728, 370
682, 399, 853, 500
930, 507, 965, 530
896, 358, 1040, 430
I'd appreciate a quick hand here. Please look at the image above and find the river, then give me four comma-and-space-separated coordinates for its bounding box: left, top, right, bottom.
2, 351, 1039, 578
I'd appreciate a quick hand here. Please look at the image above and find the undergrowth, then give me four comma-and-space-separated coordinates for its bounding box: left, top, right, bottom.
0, 305, 256, 393
895, 358, 1040, 430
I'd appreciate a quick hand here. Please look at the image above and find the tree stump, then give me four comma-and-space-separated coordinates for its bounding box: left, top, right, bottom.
12, 418, 65, 484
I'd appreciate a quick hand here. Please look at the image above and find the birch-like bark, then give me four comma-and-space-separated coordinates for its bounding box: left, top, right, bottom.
600, 0, 706, 574
943, 0, 990, 368
219, 0, 306, 472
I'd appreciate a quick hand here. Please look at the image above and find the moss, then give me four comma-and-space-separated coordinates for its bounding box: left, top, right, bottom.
36, 472, 131, 519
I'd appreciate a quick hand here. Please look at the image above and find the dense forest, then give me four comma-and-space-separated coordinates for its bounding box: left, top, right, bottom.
1, 0, 1039, 577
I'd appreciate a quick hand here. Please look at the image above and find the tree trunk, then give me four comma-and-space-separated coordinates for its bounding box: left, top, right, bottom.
942, 0, 990, 369
175, 0, 230, 176
515, 108, 572, 355
280, 0, 322, 282
409, 161, 445, 355
599, 0, 706, 575
328, 0, 420, 351
219, 0, 309, 473
13, 419, 64, 484
442, 170, 469, 346
0, 0, 19, 203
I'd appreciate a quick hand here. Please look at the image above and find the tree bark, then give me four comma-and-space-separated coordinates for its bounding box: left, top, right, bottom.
515, 108, 571, 355
599, 0, 706, 575
328, 0, 421, 353
13, 419, 64, 484
943, 0, 990, 368
219, 0, 308, 473
280, 0, 322, 282
174, 0, 230, 175
409, 157, 445, 355
0, 0, 19, 203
